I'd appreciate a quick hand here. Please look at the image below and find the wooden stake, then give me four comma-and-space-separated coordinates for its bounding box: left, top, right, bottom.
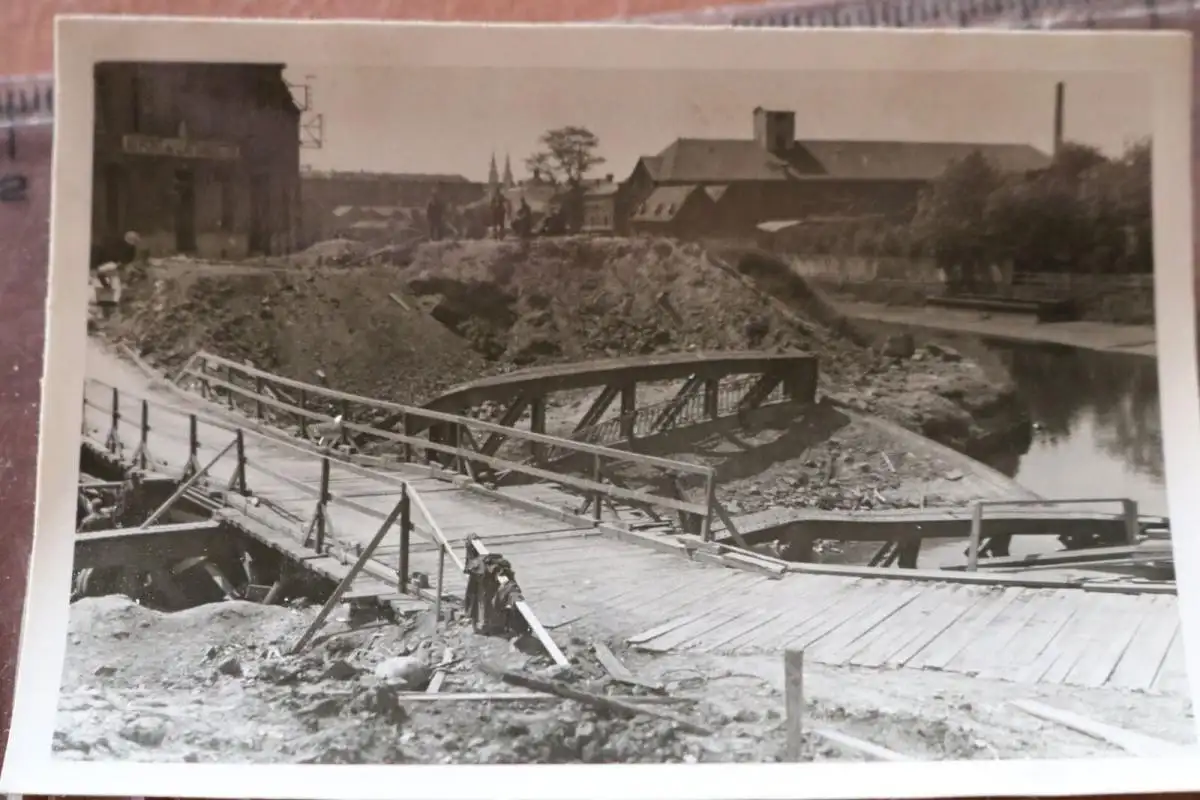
784, 649, 804, 761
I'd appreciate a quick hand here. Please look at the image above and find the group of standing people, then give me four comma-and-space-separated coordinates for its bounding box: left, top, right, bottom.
487, 188, 533, 240
426, 186, 534, 242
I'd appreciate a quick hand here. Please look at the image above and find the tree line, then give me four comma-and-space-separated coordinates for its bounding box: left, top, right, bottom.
792, 140, 1153, 283
912, 140, 1152, 282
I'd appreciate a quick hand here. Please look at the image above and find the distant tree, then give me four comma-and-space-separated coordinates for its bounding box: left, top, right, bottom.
985, 171, 1091, 274
524, 152, 557, 185
1078, 140, 1152, 273
910, 151, 1002, 292
527, 126, 606, 187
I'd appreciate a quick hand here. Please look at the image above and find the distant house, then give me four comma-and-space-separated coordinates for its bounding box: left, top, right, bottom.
629, 185, 718, 238
581, 175, 623, 234
621, 107, 1052, 239
300, 170, 484, 245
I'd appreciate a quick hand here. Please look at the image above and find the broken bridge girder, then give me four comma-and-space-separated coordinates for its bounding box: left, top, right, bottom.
651, 374, 704, 433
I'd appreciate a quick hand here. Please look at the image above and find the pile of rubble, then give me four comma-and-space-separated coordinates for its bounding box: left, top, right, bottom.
54, 596, 815, 764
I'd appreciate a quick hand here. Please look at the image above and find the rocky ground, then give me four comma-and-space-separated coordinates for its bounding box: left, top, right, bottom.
105, 236, 1029, 462
55, 597, 1194, 765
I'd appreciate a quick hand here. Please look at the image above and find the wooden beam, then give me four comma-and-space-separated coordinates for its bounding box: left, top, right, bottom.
138, 436, 238, 529
74, 521, 229, 571
1010, 700, 1190, 757
811, 728, 912, 762
291, 495, 407, 653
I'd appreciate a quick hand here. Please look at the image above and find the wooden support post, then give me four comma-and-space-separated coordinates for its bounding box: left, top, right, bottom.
298, 390, 309, 438
529, 397, 546, 462
590, 453, 603, 523
183, 414, 201, 479
452, 423, 464, 474
401, 413, 413, 462
703, 378, 720, 420
1122, 499, 1139, 546
138, 436, 238, 529
315, 452, 331, 554
254, 375, 264, 419
784, 649, 804, 761
224, 365, 235, 409
132, 399, 150, 470
398, 487, 411, 593
700, 473, 716, 542
198, 357, 210, 399
967, 502, 984, 571
105, 386, 121, 452
433, 545, 446, 627
619, 383, 637, 442
227, 429, 248, 496
339, 399, 352, 446
291, 497, 407, 653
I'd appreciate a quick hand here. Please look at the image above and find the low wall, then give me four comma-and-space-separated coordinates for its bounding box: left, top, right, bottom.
788, 255, 1154, 301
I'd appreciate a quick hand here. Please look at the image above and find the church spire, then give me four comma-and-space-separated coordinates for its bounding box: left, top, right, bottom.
488, 152, 499, 187
502, 153, 515, 188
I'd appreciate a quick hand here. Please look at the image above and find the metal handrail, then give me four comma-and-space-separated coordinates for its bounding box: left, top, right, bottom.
178, 351, 726, 538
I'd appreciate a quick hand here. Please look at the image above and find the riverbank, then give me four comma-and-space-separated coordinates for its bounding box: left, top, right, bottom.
838, 302, 1156, 359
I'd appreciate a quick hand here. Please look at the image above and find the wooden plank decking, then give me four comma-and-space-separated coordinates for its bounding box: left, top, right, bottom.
80, 368, 1187, 697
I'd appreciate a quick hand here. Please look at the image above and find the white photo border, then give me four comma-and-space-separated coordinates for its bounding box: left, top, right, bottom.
3, 15, 1197, 799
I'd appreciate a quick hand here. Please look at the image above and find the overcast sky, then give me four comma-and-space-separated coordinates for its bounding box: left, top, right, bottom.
284, 66, 1152, 182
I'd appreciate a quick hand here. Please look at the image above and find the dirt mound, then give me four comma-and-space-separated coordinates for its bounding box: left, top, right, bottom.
402, 237, 813, 365
401, 237, 1028, 454
108, 261, 487, 405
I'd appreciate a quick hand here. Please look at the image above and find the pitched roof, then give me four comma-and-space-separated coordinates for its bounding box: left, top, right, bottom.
303, 170, 472, 184
797, 140, 1051, 180
631, 185, 703, 222
585, 182, 621, 198
647, 138, 1050, 183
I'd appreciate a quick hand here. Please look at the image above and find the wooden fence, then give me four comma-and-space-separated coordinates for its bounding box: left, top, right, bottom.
81, 378, 462, 605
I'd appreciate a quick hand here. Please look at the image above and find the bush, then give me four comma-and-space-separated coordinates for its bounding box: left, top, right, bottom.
911, 140, 1152, 280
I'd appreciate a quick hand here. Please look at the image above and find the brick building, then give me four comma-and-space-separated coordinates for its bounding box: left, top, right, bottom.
91, 62, 302, 261
623, 107, 1052, 240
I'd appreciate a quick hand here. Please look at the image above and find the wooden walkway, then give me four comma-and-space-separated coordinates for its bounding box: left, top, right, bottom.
80, 354, 1187, 697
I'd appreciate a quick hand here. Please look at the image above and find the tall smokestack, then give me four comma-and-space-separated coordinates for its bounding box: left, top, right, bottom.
1053, 81, 1065, 157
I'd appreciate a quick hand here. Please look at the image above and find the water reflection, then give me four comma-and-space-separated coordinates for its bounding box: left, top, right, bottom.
982, 342, 1166, 516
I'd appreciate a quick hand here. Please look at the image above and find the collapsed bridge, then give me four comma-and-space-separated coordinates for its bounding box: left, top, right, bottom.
75, 347, 1185, 695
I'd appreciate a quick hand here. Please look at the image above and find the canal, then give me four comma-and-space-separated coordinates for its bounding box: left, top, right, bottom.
982, 340, 1166, 517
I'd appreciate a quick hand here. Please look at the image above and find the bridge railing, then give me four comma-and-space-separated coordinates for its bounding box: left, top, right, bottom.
965, 497, 1144, 571
176, 351, 727, 540
80, 378, 464, 606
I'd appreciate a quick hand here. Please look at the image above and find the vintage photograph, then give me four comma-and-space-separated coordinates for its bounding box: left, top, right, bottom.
20, 20, 1196, 781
